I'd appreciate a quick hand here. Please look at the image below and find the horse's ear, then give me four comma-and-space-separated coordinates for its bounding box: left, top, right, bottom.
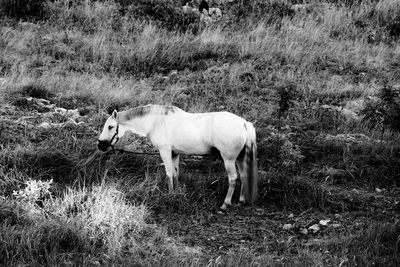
112, 110, 118, 119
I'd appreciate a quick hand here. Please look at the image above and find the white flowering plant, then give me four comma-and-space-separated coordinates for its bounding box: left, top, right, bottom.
13, 179, 53, 204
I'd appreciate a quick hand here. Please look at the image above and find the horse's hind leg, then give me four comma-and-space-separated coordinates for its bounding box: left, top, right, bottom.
172, 154, 180, 188
220, 157, 238, 211
159, 148, 174, 192
237, 157, 246, 205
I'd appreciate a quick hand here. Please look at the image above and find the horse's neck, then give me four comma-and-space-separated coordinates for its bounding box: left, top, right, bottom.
119, 115, 157, 137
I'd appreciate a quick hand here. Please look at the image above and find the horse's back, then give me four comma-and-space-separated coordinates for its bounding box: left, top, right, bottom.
157, 110, 247, 157
206, 111, 248, 157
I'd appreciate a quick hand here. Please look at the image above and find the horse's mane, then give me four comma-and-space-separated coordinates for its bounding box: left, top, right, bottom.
119, 105, 177, 122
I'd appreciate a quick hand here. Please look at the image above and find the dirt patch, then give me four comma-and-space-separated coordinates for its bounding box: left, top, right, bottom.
157, 200, 400, 264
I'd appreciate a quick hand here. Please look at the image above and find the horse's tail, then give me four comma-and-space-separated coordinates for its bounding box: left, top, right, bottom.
243, 121, 258, 204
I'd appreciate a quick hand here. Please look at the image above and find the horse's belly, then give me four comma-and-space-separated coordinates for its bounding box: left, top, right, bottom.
171, 140, 212, 155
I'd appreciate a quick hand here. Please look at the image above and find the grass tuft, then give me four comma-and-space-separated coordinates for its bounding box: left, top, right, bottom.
0, 184, 199, 266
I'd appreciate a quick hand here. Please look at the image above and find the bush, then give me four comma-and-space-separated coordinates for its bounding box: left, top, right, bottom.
47, 0, 122, 33
18, 84, 55, 99
275, 83, 299, 119
353, 0, 400, 43
0, 0, 48, 20
0, 185, 157, 265
125, 0, 200, 33
362, 84, 400, 133
228, 0, 294, 25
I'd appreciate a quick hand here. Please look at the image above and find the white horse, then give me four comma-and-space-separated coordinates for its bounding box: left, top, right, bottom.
97, 105, 258, 211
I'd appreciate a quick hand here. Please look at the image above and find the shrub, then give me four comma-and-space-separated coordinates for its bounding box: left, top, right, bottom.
55, 94, 95, 109
228, 0, 294, 25
18, 83, 55, 99
352, 0, 400, 42
361, 84, 400, 133
325, 0, 365, 6
49, 185, 150, 256
0, 0, 48, 20
125, 0, 200, 33
47, 0, 122, 33
257, 126, 304, 173
387, 15, 400, 39
275, 83, 299, 119
0, 185, 163, 265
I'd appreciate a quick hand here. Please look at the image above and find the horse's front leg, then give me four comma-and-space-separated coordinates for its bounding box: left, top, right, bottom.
159, 148, 174, 192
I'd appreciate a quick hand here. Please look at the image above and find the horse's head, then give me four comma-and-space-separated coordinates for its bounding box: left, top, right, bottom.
98, 110, 119, 152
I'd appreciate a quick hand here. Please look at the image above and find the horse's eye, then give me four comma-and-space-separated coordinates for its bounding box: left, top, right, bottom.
108, 126, 114, 130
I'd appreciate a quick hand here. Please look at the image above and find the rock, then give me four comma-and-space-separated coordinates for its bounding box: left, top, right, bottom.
340, 108, 359, 120
283, 224, 293, 230
300, 228, 308, 235
320, 104, 359, 120
208, 7, 222, 21
332, 223, 341, 228
288, 213, 294, 219
55, 107, 80, 119
198, 7, 223, 25
291, 4, 311, 12
16, 115, 35, 123
182, 2, 199, 15
319, 219, 331, 226
343, 99, 365, 113
55, 107, 67, 114
64, 118, 80, 126
39, 122, 51, 129
33, 98, 55, 110
375, 188, 383, 193
15, 97, 55, 111
324, 167, 346, 180
176, 92, 191, 101
308, 224, 320, 233
169, 70, 178, 82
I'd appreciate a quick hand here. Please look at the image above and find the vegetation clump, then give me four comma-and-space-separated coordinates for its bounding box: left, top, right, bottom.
1, 0, 400, 265
362, 84, 400, 133
0, 0, 48, 20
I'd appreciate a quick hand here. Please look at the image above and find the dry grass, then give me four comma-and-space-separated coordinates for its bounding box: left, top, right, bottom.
0, 183, 202, 266
1, 0, 400, 265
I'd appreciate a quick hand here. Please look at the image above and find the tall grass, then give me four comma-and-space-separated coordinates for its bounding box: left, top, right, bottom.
0, 183, 201, 266
1, 0, 400, 265
2, 0, 398, 99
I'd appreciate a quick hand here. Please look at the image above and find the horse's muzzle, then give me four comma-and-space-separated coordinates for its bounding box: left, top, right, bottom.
97, 140, 110, 151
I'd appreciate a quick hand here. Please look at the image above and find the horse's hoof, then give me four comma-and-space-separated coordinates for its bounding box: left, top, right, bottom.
217, 208, 227, 215
238, 201, 247, 206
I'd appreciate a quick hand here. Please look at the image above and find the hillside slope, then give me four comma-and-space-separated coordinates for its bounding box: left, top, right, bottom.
1, 0, 400, 265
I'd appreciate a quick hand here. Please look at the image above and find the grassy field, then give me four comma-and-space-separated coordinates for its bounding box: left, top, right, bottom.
1, 0, 400, 265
